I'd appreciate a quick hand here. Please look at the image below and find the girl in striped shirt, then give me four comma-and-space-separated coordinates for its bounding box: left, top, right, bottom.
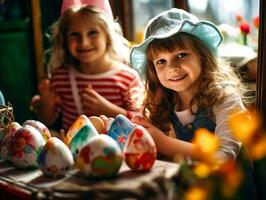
31, 5, 144, 131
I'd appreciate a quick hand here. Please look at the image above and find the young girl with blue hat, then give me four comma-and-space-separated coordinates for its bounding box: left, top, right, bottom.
131, 8, 257, 199
131, 7, 244, 161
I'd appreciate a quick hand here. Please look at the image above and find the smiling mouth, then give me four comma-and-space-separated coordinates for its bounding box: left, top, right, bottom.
78, 48, 95, 53
169, 74, 187, 81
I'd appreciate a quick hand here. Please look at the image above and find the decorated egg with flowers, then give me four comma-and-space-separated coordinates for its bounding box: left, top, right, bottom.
123, 125, 157, 171
0, 122, 21, 161
76, 134, 122, 178
38, 137, 74, 177
108, 114, 134, 150
23, 120, 52, 141
9, 125, 46, 168
64, 115, 91, 145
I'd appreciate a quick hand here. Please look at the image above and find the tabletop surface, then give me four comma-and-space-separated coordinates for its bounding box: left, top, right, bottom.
0, 159, 180, 199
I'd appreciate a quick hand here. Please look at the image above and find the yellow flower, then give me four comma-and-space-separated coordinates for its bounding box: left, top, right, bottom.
250, 135, 266, 160
228, 110, 259, 144
192, 128, 219, 160
221, 166, 243, 198
193, 162, 212, 178
184, 186, 208, 200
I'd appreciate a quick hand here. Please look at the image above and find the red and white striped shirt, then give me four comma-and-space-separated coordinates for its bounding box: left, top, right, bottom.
51, 66, 144, 130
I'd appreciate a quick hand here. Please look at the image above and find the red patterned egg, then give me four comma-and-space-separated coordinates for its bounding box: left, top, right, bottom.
76, 134, 122, 178
38, 137, 74, 177
123, 125, 157, 171
0, 122, 21, 161
9, 125, 46, 168
23, 120, 52, 141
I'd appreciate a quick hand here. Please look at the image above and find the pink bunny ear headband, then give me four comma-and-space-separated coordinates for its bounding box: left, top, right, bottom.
61, 0, 114, 19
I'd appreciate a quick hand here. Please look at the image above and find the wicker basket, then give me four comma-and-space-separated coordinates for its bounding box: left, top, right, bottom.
0, 102, 14, 129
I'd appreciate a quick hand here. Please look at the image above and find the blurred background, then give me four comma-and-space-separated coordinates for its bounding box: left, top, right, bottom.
0, 0, 260, 123
0, 0, 265, 200
0, 0, 260, 124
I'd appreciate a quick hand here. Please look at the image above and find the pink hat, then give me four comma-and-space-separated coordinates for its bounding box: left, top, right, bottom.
61, 0, 114, 19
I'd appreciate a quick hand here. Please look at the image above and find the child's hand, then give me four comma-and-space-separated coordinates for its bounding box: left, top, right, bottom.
80, 85, 115, 116
38, 79, 54, 102
31, 79, 61, 124
131, 115, 166, 145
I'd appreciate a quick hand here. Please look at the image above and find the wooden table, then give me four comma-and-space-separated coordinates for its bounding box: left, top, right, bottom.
0, 159, 180, 200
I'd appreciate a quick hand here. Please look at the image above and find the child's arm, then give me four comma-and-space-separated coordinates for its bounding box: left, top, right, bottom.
132, 116, 198, 159
31, 79, 61, 125
80, 85, 127, 118
213, 95, 244, 161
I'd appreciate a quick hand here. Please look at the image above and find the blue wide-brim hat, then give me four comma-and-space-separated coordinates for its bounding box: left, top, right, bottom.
130, 8, 223, 77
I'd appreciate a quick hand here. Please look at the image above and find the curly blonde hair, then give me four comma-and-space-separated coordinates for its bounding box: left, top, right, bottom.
143, 33, 246, 132
47, 5, 130, 72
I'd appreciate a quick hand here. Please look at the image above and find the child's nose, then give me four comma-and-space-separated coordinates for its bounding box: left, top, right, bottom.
79, 36, 90, 46
167, 63, 180, 73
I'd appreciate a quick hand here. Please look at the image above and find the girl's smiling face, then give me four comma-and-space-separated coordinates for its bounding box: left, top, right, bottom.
66, 12, 108, 65
152, 41, 202, 98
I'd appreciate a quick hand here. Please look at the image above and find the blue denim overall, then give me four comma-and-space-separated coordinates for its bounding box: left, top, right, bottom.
169, 107, 257, 200
169, 108, 215, 142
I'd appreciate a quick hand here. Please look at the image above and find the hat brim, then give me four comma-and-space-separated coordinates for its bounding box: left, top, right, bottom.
130, 20, 223, 77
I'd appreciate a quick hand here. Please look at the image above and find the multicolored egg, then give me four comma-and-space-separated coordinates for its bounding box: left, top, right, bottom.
23, 120, 52, 141
38, 137, 74, 177
69, 123, 98, 161
0, 122, 21, 161
108, 114, 134, 149
76, 134, 122, 178
9, 125, 46, 168
64, 115, 92, 145
123, 125, 157, 171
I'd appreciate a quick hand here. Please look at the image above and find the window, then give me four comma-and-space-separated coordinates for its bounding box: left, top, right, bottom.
132, 0, 173, 43
188, 0, 260, 102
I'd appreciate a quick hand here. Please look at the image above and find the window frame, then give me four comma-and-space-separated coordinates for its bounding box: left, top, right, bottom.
256, 0, 266, 127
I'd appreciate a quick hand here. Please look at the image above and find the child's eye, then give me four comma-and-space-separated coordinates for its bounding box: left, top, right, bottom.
155, 59, 165, 66
67, 32, 79, 37
88, 30, 99, 36
177, 53, 188, 59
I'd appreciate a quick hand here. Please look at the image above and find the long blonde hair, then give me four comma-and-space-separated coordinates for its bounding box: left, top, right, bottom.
47, 5, 130, 73
143, 33, 246, 131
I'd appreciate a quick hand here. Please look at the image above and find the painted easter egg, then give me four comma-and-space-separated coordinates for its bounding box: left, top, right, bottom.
0, 122, 21, 161
38, 137, 74, 177
69, 123, 98, 161
105, 117, 114, 132
23, 120, 52, 141
9, 125, 46, 168
0, 90, 5, 106
123, 125, 157, 171
98, 115, 115, 134
64, 115, 92, 145
76, 134, 122, 178
108, 114, 134, 149
0, 91, 5, 126
89, 116, 105, 134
